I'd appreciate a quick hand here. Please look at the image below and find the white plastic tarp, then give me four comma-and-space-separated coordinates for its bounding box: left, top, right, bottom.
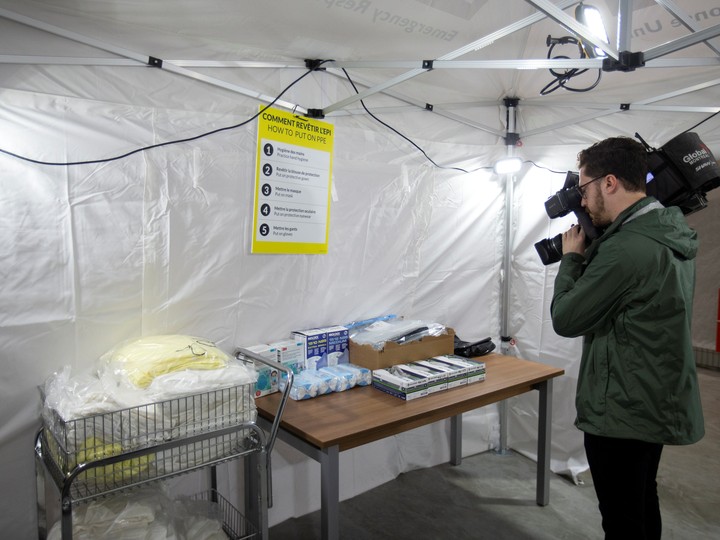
0, 1, 718, 537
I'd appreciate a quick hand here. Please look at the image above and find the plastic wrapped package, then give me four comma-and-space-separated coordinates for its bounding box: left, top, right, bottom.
332, 363, 372, 386
319, 366, 356, 392
281, 371, 319, 401
46, 484, 231, 540
281, 370, 341, 400
350, 319, 447, 350
98, 335, 230, 389
40, 357, 257, 481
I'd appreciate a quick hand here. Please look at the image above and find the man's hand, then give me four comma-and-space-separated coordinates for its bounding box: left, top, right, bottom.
562, 224, 586, 255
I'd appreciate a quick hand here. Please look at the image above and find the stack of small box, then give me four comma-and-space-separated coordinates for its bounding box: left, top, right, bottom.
372, 354, 486, 400
246, 325, 372, 401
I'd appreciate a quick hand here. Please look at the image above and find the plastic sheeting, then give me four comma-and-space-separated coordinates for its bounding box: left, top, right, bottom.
1, 1, 719, 537
0, 65, 509, 537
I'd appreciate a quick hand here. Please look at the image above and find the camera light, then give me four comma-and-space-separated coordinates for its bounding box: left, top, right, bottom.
493, 157, 522, 175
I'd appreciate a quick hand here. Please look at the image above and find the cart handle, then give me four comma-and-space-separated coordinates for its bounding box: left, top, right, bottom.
233, 347, 293, 508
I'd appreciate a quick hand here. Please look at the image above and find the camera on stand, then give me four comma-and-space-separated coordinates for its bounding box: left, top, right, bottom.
534, 171, 601, 265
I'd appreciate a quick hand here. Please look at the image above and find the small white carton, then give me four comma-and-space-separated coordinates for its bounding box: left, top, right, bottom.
372, 368, 429, 400
433, 355, 486, 384
270, 338, 306, 377
395, 363, 448, 393
415, 359, 467, 389
246, 344, 280, 398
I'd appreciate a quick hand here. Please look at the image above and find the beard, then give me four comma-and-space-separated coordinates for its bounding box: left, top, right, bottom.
587, 189, 611, 227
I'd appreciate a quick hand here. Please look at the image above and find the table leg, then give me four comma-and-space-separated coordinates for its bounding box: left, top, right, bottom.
320, 445, 340, 540
450, 414, 462, 465
536, 378, 553, 506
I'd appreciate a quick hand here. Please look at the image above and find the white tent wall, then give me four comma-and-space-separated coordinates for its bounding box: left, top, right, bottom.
0, 63, 509, 537
1, 0, 719, 537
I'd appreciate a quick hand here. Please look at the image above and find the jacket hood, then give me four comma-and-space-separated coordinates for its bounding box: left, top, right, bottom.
619, 197, 698, 261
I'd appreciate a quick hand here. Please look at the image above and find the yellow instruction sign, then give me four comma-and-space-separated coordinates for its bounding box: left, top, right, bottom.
252, 107, 334, 254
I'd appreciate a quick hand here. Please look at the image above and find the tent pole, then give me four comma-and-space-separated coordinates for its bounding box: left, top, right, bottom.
497, 98, 519, 455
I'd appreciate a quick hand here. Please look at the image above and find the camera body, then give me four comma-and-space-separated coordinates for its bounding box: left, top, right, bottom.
534, 171, 601, 265
534, 131, 719, 266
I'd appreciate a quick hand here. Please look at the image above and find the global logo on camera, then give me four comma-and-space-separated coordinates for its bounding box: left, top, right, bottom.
682, 145, 711, 166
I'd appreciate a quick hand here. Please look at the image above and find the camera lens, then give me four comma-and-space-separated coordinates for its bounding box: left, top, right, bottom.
534, 233, 563, 265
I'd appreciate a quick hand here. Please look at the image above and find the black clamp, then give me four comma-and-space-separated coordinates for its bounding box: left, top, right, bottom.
148, 56, 163, 68
504, 132, 521, 146
305, 59, 327, 71
306, 109, 325, 119
425, 103, 434, 112
602, 51, 645, 72
620, 103, 631, 111
422, 59, 434, 70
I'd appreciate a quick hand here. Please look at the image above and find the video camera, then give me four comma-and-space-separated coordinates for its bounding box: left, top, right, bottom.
534, 131, 720, 265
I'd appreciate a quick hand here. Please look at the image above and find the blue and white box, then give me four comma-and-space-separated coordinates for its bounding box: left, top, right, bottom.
293, 328, 328, 371
270, 339, 306, 380
324, 325, 349, 366
246, 343, 280, 398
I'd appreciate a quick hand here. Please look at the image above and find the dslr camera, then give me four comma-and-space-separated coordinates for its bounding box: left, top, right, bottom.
534, 171, 601, 265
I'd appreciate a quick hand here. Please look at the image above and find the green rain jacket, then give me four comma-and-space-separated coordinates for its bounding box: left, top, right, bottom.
551, 196, 704, 445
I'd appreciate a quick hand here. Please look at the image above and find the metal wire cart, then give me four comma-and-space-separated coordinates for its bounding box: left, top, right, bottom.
35, 349, 292, 540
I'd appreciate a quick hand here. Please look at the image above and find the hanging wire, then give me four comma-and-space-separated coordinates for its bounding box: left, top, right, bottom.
540, 35, 602, 96
0, 61, 333, 167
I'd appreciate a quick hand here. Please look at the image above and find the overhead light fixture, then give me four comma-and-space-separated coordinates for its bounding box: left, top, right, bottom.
494, 157, 522, 175
575, 3, 609, 58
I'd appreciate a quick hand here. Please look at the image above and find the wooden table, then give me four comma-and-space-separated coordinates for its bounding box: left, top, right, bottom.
256, 353, 564, 540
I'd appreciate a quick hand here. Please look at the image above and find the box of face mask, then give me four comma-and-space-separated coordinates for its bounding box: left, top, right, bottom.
414, 359, 467, 389
432, 355, 486, 384
245, 344, 280, 398
393, 363, 448, 394
292, 328, 328, 371
324, 325, 349, 366
270, 339, 306, 381
372, 367, 429, 401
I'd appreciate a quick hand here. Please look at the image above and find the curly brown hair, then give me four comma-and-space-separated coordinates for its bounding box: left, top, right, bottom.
577, 137, 648, 193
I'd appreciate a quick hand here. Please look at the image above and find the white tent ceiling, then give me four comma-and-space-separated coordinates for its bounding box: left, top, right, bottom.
1, 0, 719, 157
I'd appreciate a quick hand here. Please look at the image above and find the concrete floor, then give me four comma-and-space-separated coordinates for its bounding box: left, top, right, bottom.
269, 367, 720, 539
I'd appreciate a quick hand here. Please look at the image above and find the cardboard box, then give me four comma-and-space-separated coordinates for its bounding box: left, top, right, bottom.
349, 327, 455, 371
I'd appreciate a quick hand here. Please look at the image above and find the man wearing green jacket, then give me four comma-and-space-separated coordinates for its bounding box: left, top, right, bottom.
551, 136, 704, 539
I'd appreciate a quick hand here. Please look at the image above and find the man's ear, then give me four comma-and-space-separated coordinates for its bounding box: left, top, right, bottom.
604, 174, 621, 194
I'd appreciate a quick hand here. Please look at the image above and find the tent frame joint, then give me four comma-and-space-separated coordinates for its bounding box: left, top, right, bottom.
305, 59, 327, 71
147, 56, 163, 68
422, 59, 434, 70
602, 51, 644, 73
306, 108, 325, 119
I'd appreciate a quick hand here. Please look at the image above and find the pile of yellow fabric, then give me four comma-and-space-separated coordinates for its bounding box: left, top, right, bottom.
76, 437, 153, 483
102, 335, 229, 389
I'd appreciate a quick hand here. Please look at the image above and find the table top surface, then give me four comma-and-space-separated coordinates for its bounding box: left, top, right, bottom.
256, 353, 564, 452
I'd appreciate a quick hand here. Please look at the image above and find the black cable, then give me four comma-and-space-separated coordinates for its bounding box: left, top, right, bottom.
541, 37, 602, 96
680, 109, 720, 135
340, 68, 490, 174
526, 160, 566, 174
0, 61, 332, 167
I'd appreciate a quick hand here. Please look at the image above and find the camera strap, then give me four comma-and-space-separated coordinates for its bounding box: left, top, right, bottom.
622, 200, 664, 226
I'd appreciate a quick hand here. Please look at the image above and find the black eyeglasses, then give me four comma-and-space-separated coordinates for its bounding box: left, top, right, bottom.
576, 174, 607, 199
